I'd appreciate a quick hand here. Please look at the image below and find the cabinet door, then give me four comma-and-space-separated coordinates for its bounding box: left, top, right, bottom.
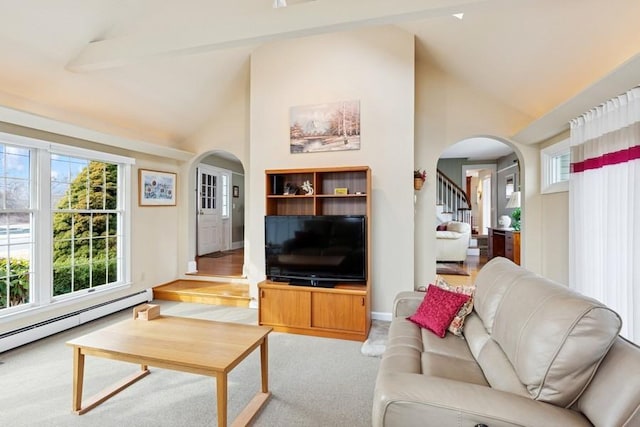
311, 292, 366, 332
260, 288, 311, 327
505, 233, 514, 260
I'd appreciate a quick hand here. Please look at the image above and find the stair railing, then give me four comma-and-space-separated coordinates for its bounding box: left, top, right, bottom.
436, 169, 472, 225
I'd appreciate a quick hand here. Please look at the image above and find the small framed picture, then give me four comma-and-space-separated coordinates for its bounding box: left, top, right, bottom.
139, 169, 177, 206
233, 185, 240, 198
334, 188, 348, 195
505, 174, 514, 198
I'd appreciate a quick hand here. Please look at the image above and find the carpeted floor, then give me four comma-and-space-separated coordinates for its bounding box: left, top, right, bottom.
0, 300, 380, 427
436, 263, 471, 276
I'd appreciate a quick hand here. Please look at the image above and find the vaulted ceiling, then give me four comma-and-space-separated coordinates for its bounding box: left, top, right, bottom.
0, 0, 639, 150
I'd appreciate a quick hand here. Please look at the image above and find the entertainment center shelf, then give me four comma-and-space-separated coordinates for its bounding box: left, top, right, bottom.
265, 166, 370, 216
260, 166, 371, 341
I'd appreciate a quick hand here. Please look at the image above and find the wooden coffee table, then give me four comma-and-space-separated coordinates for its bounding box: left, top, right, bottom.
66, 315, 272, 427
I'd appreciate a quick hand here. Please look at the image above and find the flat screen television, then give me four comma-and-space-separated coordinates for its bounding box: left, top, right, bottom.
265, 215, 367, 287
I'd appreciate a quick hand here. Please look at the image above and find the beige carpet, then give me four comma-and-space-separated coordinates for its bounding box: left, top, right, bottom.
0, 300, 380, 427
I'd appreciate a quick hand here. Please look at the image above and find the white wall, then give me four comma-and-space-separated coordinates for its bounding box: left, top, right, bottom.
248, 27, 415, 314
538, 132, 570, 284
414, 51, 543, 288
179, 62, 250, 275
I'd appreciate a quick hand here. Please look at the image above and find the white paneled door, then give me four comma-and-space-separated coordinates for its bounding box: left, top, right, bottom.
197, 165, 222, 255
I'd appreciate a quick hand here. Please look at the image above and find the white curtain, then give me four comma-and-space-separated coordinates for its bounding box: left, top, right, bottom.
569, 86, 640, 343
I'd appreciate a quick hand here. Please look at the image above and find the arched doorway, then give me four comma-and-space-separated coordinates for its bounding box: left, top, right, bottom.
193, 151, 245, 277
435, 136, 522, 282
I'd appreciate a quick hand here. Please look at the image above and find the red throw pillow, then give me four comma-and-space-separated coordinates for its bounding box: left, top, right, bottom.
407, 284, 470, 338
436, 224, 448, 231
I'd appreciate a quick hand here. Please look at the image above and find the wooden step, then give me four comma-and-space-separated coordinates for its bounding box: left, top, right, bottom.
153, 279, 251, 308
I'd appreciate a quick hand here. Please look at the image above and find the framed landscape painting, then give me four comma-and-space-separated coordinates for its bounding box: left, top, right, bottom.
139, 169, 177, 206
290, 100, 361, 153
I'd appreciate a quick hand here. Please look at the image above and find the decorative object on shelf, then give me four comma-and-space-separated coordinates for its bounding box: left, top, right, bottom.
414, 169, 427, 191
334, 187, 348, 195
498, 215, 512, 229
138, 169, 177, 206
289, 100, 361, 153
283, 182, 299, 195
301, 180, 314, 195
506, 191, 521, 230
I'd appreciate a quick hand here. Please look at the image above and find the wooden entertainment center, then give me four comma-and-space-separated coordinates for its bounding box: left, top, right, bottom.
258, 166, 371, 341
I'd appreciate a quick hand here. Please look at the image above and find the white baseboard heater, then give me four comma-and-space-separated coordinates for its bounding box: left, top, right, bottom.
0, 289, 153, 353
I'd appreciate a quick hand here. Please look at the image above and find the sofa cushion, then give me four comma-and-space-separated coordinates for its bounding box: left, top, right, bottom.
473, 257, 533, 334
421, 352, 488, 386
490, 267, 622, 407
444, 221, 471, 233
435, 230, 465, 240
407, 285, 470, 338
435, 275, 474, 336
464, 313, 530, 399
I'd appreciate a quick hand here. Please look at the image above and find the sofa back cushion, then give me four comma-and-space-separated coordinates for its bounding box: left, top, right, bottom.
473, 258, 622, 407
444, 221, 470, 234
473, 257, 532, 334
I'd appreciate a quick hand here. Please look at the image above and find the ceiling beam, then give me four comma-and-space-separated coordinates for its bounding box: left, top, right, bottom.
66, 0, 486, 72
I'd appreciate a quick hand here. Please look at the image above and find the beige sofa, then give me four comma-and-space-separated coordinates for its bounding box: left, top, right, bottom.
436, 221, 471, 262
373, 257, 640, 427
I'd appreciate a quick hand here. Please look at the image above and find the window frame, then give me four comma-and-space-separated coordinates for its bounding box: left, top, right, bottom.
0, 132, 134, 319
541, 138, 570, 194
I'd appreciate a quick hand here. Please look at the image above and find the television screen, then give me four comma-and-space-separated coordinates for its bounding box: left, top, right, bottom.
265, 215, 366, 287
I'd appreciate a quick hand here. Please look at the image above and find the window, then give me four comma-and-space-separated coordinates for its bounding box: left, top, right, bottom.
0, 145, 34, 311
0, 132, 132, 316
221, 174, 229, 218
541, 138, 570, 194
51, 156, 121, 297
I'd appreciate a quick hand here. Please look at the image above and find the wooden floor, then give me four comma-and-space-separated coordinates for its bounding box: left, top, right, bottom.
194, 248, 244, 277
438, 255, 487, 287
153, 248, 249, 307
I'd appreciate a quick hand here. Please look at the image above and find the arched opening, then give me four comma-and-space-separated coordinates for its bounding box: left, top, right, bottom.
434, 136, 523, 283
188, 150, 246, 277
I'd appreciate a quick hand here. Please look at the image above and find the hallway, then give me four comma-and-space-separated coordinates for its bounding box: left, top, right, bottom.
194, 247, 244, 277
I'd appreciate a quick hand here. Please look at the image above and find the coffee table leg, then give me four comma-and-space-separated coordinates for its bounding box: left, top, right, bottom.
260, 336, 269, 393
217, 373, 228, 427
72, 346, 85, 412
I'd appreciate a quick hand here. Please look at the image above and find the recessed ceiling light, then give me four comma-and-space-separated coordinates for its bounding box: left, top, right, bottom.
452, 13, 464, 20
273, 0, 287, 8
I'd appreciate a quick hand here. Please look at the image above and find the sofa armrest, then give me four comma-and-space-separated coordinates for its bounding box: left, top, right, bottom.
372, 373, 590, 427
392, 291, 424, 318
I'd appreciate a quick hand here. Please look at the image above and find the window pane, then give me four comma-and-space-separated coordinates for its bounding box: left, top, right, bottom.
0, 257, 31, 308
73, 262, 91, 292
91, 259, 109, 287
53, 263, 72, 296
5, 178, 30, 209
0, 144, 33, 312
5, 147, 30, 179
51, 156, 121, 297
